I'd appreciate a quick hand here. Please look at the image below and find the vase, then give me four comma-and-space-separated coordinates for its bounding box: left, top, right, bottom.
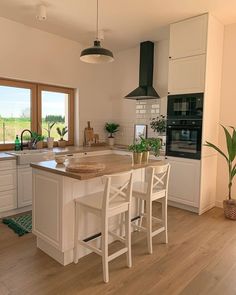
47, 137, 54, 149
223, 199, 236, 220
36, 141, 43, 149
58, 140, 66, 148
142, 151, 150, 163
133, 152, 143, 165
108, 137, 115, 146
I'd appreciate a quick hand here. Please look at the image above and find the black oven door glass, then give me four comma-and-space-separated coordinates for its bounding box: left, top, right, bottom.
167, 93, 203, 118
166, 126, 202, 159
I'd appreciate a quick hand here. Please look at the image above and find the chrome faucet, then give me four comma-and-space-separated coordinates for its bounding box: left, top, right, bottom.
20, 129, 32, 150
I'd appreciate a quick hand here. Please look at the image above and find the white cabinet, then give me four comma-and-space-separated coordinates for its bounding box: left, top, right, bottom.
17, 166, 32, 208
0, 159, 17, 213
169, 14, 208, 59
168, 54, 205, 94
167, 157, 201, 208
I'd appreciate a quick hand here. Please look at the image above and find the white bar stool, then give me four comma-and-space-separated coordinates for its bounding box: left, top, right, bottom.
74, 170, 133, 283
132, 163, 170, 254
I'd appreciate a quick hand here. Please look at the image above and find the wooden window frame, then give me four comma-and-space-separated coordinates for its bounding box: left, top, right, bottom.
0, 78, 74, 151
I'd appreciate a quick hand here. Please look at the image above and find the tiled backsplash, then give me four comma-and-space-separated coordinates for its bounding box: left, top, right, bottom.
115, 99, 164, 145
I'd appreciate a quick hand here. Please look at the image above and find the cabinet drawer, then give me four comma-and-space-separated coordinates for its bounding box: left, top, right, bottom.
0, 170, 17, 192
0, 189, 17, 213
0, 160, 16, 171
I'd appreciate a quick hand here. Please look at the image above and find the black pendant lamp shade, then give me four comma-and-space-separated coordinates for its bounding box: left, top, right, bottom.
80, 0, 114, 64
80, 40, 114, 64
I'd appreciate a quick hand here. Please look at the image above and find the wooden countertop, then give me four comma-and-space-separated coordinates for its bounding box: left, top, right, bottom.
31, 154, 165, 180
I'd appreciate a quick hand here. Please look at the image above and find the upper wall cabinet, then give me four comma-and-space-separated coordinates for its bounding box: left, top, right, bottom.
168, 54, 206, 94
169, 14, 208, 59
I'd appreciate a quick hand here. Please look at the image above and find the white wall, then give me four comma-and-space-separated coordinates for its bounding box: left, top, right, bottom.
0, 17, 113, 145
111, 39, 169, 145
216, 23, 236, 204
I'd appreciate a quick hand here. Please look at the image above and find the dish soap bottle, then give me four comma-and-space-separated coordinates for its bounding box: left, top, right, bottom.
15, 135, 21, 151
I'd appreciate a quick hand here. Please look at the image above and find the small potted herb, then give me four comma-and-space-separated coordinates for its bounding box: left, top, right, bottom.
128, 143, 143, 164
31, 132, 45, 149
205, 125, 236, 220
105, 122, 120, 146
56, 126, 68, 148
44, 122, 55, 149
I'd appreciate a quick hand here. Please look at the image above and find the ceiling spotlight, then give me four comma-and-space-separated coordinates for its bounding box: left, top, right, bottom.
36, 5, 47, 21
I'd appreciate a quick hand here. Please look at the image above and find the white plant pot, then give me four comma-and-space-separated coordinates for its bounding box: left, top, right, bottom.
108, 137, 115, 146
47, 137, 54, 149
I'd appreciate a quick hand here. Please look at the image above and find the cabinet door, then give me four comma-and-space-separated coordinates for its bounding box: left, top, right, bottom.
0, 169, 17, 192
0, 190, 17, 213
168, 55, 205, 94
169, 14, 208, 59
18, 167, 32, 207
167, 157, 200, 207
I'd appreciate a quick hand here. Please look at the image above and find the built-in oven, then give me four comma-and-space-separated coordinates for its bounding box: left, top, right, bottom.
166, 119, 202, 159
167, 93, 204, 119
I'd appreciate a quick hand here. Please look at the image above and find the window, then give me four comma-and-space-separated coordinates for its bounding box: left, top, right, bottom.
0, 79, 74, 150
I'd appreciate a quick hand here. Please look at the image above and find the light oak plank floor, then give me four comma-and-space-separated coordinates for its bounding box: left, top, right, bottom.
1, 205, 236, 295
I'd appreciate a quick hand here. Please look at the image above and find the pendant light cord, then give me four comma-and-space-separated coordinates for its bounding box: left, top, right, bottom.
96, 0, 99, 40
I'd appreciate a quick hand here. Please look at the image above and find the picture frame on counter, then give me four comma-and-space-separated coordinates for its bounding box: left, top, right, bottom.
134, 124, 147, 141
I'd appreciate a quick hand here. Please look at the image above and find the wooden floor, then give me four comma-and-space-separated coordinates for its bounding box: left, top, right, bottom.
1, 205, 236, 295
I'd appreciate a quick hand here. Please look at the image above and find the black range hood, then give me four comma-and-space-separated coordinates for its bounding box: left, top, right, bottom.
125, 41, 160, 100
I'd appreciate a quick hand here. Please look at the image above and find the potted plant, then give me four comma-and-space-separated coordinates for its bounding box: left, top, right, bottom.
56, 126, 68, 148
31, 132, 45, 149
128, 143, 143, 164
44, 122, 55, 149
105, 122, 120, 146
205, 125, 236, 220
150, 115, 167, 148
140, 137, 162, 163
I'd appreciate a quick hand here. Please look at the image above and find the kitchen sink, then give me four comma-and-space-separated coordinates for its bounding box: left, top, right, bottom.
7, 149, 54, 165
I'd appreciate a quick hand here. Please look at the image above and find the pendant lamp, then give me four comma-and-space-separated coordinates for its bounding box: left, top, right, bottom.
80, 0, 114, 63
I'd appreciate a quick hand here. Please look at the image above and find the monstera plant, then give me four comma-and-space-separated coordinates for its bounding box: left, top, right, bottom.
205, 125, 236, 219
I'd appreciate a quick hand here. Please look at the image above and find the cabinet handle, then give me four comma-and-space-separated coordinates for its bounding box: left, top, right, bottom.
168, 92, 170, 94
169, 56, 172, 59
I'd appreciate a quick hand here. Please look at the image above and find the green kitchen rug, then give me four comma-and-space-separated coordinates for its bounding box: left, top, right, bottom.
2, 213, 32, 236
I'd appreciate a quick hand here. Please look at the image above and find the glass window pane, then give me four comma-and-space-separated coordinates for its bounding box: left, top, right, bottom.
41, 91, 69, 140
0, 86, 31, 144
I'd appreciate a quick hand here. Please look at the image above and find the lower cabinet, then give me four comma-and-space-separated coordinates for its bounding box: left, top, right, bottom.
166, 156, 201, 208
0, 160, 17, 213
17, 165, 32, 208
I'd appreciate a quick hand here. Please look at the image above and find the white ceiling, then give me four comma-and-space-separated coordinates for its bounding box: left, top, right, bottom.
0, 0, 236, 51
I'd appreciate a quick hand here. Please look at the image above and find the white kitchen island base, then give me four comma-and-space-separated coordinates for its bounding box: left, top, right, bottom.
32, 162, 145, 266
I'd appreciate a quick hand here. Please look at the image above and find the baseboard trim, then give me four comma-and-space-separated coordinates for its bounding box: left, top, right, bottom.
0, 205, 32, 219
215, 200, 223, 208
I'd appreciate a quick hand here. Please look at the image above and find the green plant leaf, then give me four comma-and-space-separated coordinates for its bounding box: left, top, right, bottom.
232, 163, 236, 179
221, 125, 234, 162
205, 141, 229, 162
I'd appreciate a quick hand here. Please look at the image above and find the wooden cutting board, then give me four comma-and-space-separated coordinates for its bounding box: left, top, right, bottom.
84, 121, 94, 144
66, 162, 106, 173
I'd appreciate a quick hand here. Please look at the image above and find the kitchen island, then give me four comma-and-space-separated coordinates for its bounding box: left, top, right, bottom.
31, 153, 164, 265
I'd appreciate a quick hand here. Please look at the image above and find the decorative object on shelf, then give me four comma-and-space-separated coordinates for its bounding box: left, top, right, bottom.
31, 132, 45, 149
150, 115, 166, 149
55, 155, 66, 165
84, 121, 94, 146
56, 126, 68, 148
150, 115, 166, 134
139, 137, 162, 163
205, 125, 236, 220
36, 4, 47, 21
134, 124, 147, 141
80, 0, 114, 64
105, 122, 120, 146
128, 143, 143, 164
44, 122, 55, 149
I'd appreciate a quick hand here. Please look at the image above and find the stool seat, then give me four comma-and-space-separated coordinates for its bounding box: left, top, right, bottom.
133, 181, 166, 200
76, 192, 130, 216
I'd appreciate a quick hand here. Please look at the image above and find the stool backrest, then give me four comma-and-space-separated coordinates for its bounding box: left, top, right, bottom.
102, 170, 133, 211
146, 163, 171, 197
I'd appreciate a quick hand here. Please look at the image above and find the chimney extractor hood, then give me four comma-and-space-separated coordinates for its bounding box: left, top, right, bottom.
125, 41, 160, 100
